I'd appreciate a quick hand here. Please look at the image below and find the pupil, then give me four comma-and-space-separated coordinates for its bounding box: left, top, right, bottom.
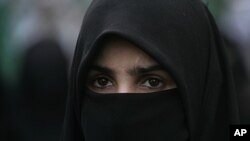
98, 78, 108, 86
149, 78, 159, 87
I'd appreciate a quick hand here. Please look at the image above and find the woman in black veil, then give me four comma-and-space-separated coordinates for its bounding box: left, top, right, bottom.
61, 0, 239, 141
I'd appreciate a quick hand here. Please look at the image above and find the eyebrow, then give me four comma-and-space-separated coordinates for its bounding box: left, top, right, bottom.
88, 64, 164, 75
89, 65, 115, 75
128, 65, 164, 75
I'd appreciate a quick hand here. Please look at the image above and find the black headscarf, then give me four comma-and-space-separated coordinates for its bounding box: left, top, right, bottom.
61, 0, 239, 141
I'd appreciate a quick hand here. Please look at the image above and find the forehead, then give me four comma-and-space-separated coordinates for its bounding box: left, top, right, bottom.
93, 37, 158, 69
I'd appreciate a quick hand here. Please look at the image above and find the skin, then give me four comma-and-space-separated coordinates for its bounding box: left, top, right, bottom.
86, 38, 177, 93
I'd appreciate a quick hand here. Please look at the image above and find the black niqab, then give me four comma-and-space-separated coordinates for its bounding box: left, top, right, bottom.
61, 0, 240, 141
82, 88, 188, 141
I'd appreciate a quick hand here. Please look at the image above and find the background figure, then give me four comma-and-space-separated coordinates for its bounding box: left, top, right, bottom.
1, 0, 91, 140
220, 0, 250, 123
18, 38, 68, 141
223, 36, 250, 124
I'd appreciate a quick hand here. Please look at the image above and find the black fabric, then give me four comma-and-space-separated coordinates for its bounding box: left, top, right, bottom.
61, 0, 240, 141
82, 88, 188, 141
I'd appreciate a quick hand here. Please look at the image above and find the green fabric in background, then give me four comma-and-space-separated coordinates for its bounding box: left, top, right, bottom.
203, 0, 226, 21
0, 2, 8, 77
0, 1, 21, 89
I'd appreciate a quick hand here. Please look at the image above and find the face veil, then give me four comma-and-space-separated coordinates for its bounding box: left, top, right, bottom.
61, 0, 240, 141
81, 88, 188, 141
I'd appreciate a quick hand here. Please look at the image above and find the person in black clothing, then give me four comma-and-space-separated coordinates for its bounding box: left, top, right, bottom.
20, 39, 68, 141
61, 0, 240, 141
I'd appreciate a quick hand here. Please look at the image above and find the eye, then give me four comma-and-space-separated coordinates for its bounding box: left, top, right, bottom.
141, 77, 164, 89
92, 76, 113, 88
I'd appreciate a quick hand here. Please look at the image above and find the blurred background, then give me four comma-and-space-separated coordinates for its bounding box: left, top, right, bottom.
0, 0, 250, 140
0, 0, 91, 140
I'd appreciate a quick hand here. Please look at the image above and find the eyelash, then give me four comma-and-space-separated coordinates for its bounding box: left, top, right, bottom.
90, 75, 114, 88
89, 74, 166, 89
139, 75, 165, 89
